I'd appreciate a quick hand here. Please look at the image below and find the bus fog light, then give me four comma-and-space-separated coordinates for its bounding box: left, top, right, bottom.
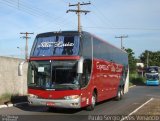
29, 101, 33, 104
71, 103, 79, 106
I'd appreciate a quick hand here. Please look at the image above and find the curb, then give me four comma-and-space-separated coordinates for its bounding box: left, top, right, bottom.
0, 102, 28, 109
129, 85, 136, 88
0, 105, 8, 108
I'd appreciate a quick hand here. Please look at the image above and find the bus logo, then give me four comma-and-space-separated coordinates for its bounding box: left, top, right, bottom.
38, 41, 74, 48
96, 62, 109, 71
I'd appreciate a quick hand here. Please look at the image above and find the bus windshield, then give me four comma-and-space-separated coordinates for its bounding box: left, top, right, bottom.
146, 74, 159, 80
31, 35, 80, 56
28, 61, 80, 90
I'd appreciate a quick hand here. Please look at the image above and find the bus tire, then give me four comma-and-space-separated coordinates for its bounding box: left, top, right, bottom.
48, 107, 55, 111
86, 92, 96, 111
120, 87, 124, 97
115, 88, 122, 101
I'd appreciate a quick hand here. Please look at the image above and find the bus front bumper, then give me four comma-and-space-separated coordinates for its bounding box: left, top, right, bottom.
28, 97, 81, 109
146, 80, 159, 86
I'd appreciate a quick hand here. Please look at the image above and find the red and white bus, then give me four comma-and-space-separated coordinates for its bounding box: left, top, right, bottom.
27, 31, 129, 110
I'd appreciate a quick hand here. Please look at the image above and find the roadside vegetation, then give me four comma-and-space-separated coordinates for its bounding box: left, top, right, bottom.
125, 48, 146, 86
0, 93, 12, 105
0, 93, 27, 105
130, 74, 146, 86
126, 48, 160, 86
139, 50, 160, 67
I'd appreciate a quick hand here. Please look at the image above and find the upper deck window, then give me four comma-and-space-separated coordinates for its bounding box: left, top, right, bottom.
146, 66, 159, 73
31, 35, 80, 56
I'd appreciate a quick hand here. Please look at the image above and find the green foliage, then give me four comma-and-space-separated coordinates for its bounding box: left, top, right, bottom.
139, 50, 160, 67
125, 48, 137, 73
0, 93, 12, 104
130, 77, 145, 85
129, 73, 145, 85
0, 93, 12, 100
129, 82, 134, 87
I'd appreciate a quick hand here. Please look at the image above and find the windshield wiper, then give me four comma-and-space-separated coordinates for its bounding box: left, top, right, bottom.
58, 83, 75, 86
45, 89, 55, 91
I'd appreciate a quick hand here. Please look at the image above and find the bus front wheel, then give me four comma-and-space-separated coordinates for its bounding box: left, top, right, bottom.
86, 92, 96, 111
115, 87, 122, 101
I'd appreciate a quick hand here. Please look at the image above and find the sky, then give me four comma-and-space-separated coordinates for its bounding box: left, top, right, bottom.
0, 0, 160, 59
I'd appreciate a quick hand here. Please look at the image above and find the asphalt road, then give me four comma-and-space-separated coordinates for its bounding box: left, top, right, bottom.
0, 86, 160, 121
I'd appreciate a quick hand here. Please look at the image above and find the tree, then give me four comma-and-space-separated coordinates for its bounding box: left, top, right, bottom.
125, 48, 137, 73
139, 50, 160, 67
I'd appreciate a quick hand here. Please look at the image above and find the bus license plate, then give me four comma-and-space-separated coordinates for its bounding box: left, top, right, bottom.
46, 102, 54, 106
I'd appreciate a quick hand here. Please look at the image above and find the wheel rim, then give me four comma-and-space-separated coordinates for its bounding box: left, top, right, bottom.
92, 95, 96, 106
121, 89, 123, 96
118, 90, 121, 98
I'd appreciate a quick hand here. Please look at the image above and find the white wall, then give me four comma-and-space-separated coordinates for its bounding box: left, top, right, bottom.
0, 56, 28, 96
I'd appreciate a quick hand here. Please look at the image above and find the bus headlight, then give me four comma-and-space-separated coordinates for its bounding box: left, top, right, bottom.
64, 95, 80, 100
28, 94, 38, 98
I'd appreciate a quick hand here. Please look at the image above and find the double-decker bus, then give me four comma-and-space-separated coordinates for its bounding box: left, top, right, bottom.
145, 66, 160, 86
27, 31, 129, 110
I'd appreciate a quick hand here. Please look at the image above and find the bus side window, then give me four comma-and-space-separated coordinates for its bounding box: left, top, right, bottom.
31, 70, 35, 84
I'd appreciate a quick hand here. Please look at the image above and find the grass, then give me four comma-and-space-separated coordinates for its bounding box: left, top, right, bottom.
129, 73, 146, 86
129, 82, 134, 87
0, 93, 12, 105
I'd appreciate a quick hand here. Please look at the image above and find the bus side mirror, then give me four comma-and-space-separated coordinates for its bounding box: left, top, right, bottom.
77, 57, 84, 74
18, 61, 26, 76
144, 73, 146, 77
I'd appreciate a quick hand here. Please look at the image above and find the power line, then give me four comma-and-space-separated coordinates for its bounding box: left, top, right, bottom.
2, 0, 74, 27
3, 0, 57, 19
16, 0, 74, 24
1, 0, 78, 33
92, 4, 115, 28
2, 0, 43, 17
83, 26, 160, 31
4, 0, 56, 18
67, 2, 91, 33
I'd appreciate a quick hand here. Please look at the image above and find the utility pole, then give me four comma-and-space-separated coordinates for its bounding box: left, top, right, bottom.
66, 2, 91, 33
115, 35, 128, 49
147, 51, 149, 67
20, 32, 34, 60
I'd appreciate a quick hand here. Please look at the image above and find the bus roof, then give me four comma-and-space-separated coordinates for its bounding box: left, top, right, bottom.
83, 31, 127, 54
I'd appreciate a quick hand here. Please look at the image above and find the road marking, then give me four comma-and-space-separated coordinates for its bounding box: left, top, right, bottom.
120, 98, 154, 121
